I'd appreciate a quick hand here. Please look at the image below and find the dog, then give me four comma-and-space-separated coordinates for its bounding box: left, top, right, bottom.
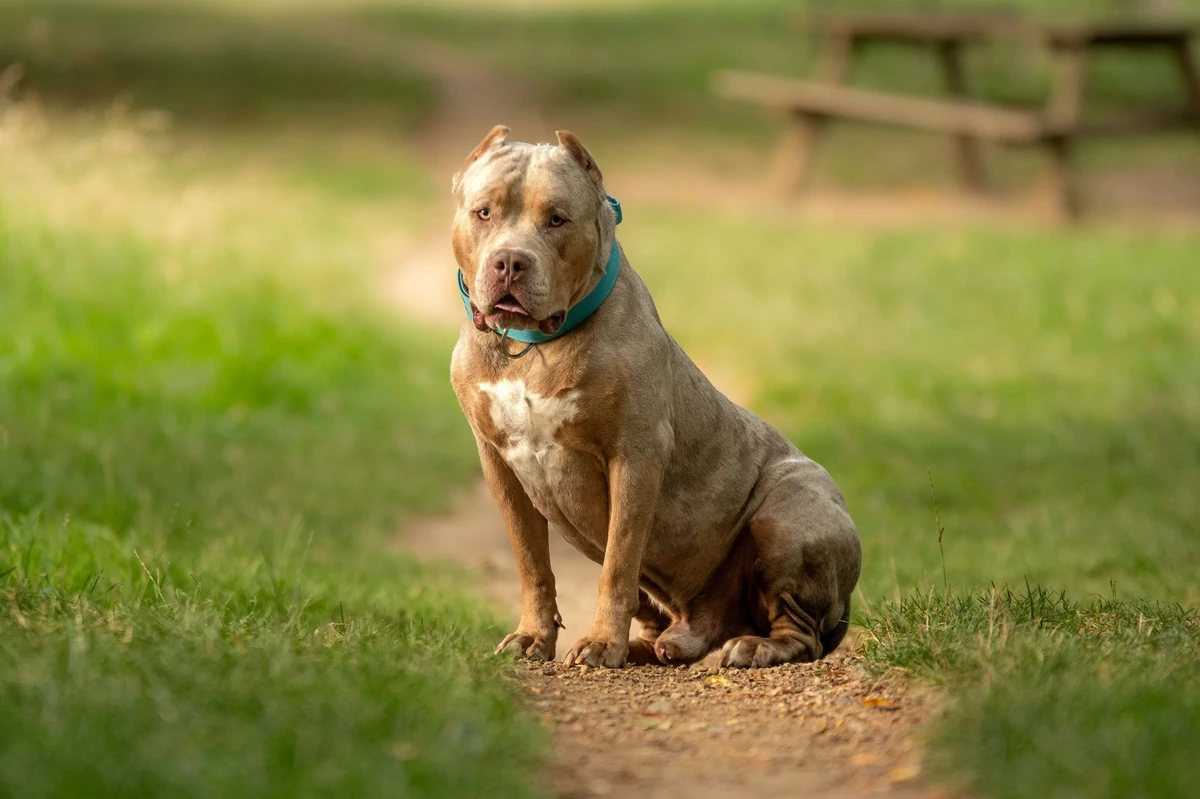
449, 126, 861, 668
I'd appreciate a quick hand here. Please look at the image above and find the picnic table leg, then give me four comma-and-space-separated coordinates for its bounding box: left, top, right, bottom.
1044, 45, 1088, 221
1047, 44, 1087, 129
774, 111, 825, 195
774, 34, 855, 195
1045, 135, 1079, 222
936, 41, 985, 194
1169, 38, 1200, 126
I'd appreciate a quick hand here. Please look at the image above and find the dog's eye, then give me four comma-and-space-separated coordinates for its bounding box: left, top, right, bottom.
475, 208, 490, 221
548, 214, 566, 227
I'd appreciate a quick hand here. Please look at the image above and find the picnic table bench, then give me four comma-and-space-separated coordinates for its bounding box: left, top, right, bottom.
715, 12, 1200, 219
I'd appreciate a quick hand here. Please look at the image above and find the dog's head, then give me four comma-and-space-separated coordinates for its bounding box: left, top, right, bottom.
451, 125, 617, 335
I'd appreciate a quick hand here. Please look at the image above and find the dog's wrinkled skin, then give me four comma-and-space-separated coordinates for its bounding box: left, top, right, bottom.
449, 126, 861, 669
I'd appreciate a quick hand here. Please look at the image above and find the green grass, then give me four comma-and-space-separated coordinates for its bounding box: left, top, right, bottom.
1, 516, 539, 799
0, 195, 540, 797
863, 588, 1200, 799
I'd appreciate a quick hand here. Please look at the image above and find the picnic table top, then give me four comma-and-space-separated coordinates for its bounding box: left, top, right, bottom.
801, 11, 1200, 46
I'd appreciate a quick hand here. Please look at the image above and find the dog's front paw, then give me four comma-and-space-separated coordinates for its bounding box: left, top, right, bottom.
563, 637, 628, 669
495, 631, 556, 662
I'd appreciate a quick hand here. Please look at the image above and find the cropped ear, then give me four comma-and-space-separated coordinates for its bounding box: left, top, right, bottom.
555, 130, 603, 188
452, 125, 509, 193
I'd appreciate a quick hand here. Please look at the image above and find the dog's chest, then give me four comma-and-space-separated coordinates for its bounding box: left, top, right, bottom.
477, 379, 583, 508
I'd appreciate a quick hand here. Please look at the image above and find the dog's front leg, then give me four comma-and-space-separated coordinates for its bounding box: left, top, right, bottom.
479, 444, 561, 662
564, 454, 666, 668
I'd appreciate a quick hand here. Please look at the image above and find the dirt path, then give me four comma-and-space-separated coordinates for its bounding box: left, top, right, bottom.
525, 658, 940, 799
387, 33, 946, 799
403, 481, 944, 799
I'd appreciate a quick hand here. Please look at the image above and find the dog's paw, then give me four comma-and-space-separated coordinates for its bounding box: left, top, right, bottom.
494, 631, 556, 662
563, 637, 628, 669
718, 635, 791, 669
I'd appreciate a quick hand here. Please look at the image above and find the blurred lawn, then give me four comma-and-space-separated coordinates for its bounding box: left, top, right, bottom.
2, 1, 1199, 798
0, 110, 536, 797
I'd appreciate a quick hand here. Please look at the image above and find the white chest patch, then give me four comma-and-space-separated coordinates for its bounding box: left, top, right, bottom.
478, 380, 580, 494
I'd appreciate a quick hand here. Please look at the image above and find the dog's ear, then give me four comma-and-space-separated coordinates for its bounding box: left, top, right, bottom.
556, 130, 603, 188
452, 125, 509, 193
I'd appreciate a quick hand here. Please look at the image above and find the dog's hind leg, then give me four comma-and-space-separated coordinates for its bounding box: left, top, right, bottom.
626, 590, 672, 665
719, 462, 860, 668
652, 533, 759, 665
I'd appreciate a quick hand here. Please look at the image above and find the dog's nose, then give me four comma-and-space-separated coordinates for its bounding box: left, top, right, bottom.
488, 249, 533, 283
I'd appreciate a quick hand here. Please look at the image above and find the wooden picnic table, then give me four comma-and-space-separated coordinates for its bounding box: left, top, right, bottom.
716, 11, 1200, 219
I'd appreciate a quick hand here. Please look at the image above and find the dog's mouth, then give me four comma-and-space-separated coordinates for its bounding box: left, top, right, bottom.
471, 297, 567, 337
493, 295, 530, 316
469, 294, 530, 333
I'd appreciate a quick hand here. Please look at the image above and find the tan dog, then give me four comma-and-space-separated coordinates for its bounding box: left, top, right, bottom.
450, 126, 861, 668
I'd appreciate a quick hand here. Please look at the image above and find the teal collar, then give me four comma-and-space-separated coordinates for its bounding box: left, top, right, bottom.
458, 195, 623, 345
